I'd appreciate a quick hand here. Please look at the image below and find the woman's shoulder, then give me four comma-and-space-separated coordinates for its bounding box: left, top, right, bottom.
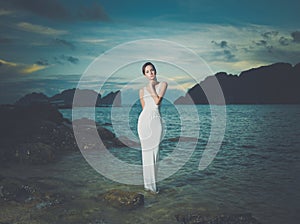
160, 81, 168, 87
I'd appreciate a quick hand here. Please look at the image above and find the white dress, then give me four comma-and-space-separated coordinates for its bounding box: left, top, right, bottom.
137, 83, 163, 193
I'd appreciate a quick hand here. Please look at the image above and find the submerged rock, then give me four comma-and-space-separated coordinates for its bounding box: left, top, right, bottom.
72, 118, 129, 149
35, 192, 65, 209
175, 213, 261, 224
0, 177, 66, 209
101, 189, 144, 210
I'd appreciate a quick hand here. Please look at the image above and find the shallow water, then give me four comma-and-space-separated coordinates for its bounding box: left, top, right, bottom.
68, 104, 300, 223
1, 105, 299, 224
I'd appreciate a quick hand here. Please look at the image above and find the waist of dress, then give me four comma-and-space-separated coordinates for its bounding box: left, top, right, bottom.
142, 106, 160, 112
140, 107, 161, 117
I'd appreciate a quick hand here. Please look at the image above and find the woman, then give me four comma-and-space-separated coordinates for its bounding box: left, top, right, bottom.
137, 62, 168, 193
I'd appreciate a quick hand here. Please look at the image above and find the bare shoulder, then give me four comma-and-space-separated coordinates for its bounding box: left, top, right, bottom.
160, 81, 168, 88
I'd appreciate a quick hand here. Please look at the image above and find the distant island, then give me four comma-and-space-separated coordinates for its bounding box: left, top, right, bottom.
174, 62, 300, 104
15, 88, 121, 108
12, 62, 300, 107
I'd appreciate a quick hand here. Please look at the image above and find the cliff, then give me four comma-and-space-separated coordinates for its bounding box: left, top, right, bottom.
174, 62, 300, 104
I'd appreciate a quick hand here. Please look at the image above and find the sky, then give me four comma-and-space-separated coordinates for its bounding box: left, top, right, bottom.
0, 0, 300, 104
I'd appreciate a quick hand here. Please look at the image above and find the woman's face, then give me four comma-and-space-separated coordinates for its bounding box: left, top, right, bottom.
144, 65, 156, 80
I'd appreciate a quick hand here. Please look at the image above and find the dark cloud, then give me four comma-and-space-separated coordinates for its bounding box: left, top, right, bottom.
77, 2, 109, 21
0, 0, 110, 22
0, 37, 13, 44
36, 59, 49, 66
2, 0, 69, 20
52, 38, 75, 50
212, 40, 228, 48
54, 55, 80, 65
254, 40, 274, 53
64, 56, 79, 64
211, 40, 236, 61
223, 50, 235, 61
255, 40, 267, 46
291, 31, 300, 43
261, 31, 278, 39
279, 36, 289, 46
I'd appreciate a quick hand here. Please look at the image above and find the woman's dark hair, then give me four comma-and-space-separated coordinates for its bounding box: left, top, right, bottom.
142, 62, 156, 75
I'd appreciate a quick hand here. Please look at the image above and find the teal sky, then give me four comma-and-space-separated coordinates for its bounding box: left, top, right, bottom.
0, 0, 300, 104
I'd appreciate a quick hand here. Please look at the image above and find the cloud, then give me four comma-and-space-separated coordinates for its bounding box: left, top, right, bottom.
254, 40, 267, 46
36, 59, 50, 66
211, 40, 236, 61
291, 31, 300, 43
52, 38, 75, 50
212, 40, 228, 48
77, 2, 109, 21
261, 31, 278, 39
0, 58, 47, 76
253, 40, 273, 53
0, 9, 14, 16
0, 0, 110, 22
0, 37, 13, 44
54, 55, 80, 65
20, 64, 47, 74
17, 22, 68, 35
1, 0, 69, 20
223, 49, 235, 61
279, 36, 289, 46
64, 56, 79, 64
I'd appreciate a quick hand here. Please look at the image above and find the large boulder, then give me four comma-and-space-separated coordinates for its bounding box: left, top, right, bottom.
0, 104, 77, 166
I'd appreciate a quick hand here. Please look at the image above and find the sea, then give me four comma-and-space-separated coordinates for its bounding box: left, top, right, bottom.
54, 104, 300, 224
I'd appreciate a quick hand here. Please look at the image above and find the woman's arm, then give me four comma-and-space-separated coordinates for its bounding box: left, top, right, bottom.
149, 81, 168, 105
139, 88, 145, 109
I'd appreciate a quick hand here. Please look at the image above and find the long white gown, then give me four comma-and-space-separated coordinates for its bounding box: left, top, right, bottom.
137, 82, 163, 193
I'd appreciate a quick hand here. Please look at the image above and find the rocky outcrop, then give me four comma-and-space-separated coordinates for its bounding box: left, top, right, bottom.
99, 90, 121, 107
49, 88, 102, 108
174, 62, 300, 104
0, 104, 131, 166
100, 189, 144, 210
72, 117, 128, 150
15, 92, 49, 106
14, 88, 122, 108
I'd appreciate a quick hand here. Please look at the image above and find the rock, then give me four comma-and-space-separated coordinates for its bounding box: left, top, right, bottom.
35, 192, 65, 209
0, 177, 66, 209
0, 104, 78, 165
175, 213, 261, 224
73, 118, 130, 149
13, 142, 55, 164
101, 189, 144, 210
174, 62, 300, 105
117, 136, 140, 147
0, 104, 65, 143
0, 177, 38, 203
15, 92, 49, 106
